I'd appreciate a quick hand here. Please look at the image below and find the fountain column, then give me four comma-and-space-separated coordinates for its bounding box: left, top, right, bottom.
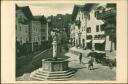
52, 40, 57, 59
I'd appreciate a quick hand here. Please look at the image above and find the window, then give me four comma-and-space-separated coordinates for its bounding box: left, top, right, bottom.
100, 25, 105, 31
25, 28, 27, 33
84, 27, 85, 31
42, 37, 45, 40
86, 27, 91, 33
88, 14, 90, 20
96, 25, 99, 32
42, 29, 45, 32
20, 26, 21, 31
36, 28, 38, 31
34, 37, 35, 41
34, 27, 35, 31
26, 38, 28, 42
38, 37, 40, 41
94, 12, 97, 17
20, 37, 22, 44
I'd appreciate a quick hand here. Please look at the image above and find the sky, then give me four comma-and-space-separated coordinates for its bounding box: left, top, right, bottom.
17, 2, 106, 17
17, 2, 85, 17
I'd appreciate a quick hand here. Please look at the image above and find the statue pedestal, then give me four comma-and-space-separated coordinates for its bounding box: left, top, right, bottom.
30, 58, 76, 81
42, 58, 68, 72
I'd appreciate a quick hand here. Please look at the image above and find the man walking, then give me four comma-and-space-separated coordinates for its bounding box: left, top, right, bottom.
79, 53, 83, 64
88, 57, 94, 70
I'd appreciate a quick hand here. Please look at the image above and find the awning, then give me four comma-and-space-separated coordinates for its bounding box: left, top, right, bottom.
86, 40, 91, 43
93, 40, 105, 43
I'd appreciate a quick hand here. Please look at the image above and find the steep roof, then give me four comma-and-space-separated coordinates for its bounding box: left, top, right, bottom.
71, 5, 83, 21
16, 4, 33, 20
71, 3, 98, 21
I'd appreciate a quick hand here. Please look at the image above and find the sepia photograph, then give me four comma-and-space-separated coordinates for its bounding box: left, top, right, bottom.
1, 0, 127, 83
15, 2, 116, 81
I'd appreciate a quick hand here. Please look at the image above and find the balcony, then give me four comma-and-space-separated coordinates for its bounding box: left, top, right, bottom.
101, 23, 115, 31
86, 35, 92, 40
96, 9, 116, 20
94, 34, 105, 40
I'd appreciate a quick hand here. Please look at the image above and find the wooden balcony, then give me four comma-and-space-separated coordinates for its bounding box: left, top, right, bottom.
96, 9, 116, 20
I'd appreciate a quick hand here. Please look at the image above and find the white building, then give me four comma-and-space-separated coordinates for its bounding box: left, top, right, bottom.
86, 4, 105, 51
71, 4, 106, 51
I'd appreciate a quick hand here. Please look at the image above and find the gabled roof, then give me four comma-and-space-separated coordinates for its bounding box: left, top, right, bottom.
16, 4, 33, 20
71, 3, 98, 21
71, 5, 83, 21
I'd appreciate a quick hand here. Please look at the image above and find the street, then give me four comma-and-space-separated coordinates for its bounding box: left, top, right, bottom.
16, 46, 116, 81
67, 50, 116, 80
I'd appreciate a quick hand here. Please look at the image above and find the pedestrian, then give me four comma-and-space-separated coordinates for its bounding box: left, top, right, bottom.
88, 57, 94, 70
79, 53, 82, 64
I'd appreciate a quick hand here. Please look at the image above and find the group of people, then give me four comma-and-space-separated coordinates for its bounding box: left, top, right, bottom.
79, 53, 94, 70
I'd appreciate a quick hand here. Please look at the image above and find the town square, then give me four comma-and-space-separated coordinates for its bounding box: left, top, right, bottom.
15, 3, 116, 81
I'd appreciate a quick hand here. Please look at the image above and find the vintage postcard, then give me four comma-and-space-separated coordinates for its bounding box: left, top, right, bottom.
1, 0, 128, 83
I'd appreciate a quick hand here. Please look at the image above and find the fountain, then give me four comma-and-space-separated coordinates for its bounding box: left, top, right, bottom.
30, 30, 76, 81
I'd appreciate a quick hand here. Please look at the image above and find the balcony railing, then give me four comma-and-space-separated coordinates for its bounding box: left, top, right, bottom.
86, 35, 92, 40
94, 34, 105, 40
96, 9, 116, 19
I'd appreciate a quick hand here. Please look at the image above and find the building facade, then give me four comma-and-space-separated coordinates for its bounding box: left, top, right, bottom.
16, 5, 33, 56
30, 20, 42, 52
86, 4, 105, 51
30, 16, 49, 52
71, 4, 114, 51
16, 5, 49, 55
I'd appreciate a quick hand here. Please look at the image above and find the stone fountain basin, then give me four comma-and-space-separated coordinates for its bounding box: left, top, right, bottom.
42, 58, 69, 72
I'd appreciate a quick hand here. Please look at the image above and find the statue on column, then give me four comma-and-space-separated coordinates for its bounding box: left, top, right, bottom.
51, 29, 61, 60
